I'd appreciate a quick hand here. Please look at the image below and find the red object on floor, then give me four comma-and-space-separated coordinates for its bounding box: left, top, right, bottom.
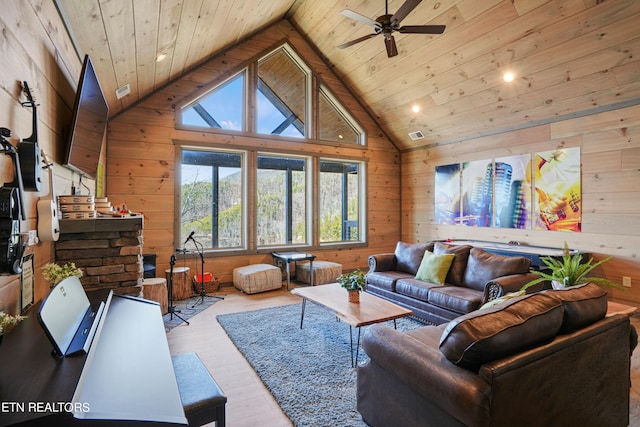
196, 272, 213, 282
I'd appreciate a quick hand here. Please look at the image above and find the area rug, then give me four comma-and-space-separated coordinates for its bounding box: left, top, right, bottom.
163, 295, 221, 331
217, 302, 424, 427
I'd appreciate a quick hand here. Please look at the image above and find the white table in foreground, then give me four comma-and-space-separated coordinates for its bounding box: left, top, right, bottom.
292, 283, 413, 366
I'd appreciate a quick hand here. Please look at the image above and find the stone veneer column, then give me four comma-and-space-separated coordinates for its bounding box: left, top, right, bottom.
55, 216, 144, 296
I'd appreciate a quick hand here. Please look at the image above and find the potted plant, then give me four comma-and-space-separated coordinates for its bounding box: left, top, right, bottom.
42, 262, 83, 287
521, 242, 626, 292
0, 302, 26, 345
337, 269, 366, 303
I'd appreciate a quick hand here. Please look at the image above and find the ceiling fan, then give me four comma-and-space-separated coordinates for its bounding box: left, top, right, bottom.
337, 0, 446, 58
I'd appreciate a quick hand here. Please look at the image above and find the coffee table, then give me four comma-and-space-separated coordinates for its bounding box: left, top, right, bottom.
291, 283, 413, 367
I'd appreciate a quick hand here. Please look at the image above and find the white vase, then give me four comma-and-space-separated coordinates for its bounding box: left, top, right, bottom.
551, 280, 566, 290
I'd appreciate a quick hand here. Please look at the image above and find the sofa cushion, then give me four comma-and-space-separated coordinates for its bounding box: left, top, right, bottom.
366, 271, 414, 292
462, 248, 531, 292
433, 242, 472, 286
415, 251, 455, 284
545, 283, 608, 334
395, 241, 435, 275
439, 292, 564, 371
427, 286, 483, 315
396, 278, 442, 303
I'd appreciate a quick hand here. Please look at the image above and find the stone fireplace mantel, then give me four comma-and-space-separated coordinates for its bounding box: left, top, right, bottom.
55, 215, 144, 296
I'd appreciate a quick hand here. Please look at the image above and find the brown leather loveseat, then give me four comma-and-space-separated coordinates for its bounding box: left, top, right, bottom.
357, 283, 636, 427
366, 241, 539, 324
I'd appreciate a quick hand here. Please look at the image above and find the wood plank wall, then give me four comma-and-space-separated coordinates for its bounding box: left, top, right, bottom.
107, 20, 401, 285
402, 104, 640, 305
0, 0, 84, 313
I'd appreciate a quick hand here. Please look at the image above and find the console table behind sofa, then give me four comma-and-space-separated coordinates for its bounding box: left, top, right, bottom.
449, 240, 587, 270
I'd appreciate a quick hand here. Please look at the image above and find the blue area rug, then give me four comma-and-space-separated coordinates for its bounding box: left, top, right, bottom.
163, 295, 221, 331
217, 302, 425, 427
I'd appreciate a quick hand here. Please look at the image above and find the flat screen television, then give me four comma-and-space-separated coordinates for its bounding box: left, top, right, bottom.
63, 55, 109, 179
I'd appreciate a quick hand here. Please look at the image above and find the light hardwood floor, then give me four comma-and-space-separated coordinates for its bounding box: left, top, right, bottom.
166, 285, 300, 427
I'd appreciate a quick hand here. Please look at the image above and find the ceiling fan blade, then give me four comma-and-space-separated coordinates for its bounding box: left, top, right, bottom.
341, 9, 380, 28
337, 33, 379, 49
384, 36, 398, 58
391, 0, 422, 25
398, 25, 446, 34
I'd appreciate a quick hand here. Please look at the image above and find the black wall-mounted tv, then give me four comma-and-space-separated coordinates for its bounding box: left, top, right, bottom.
63, 55, 109, 179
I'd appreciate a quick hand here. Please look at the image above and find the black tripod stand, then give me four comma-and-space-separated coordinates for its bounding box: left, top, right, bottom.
189, 236, 223, 308
167, 254, 189, 325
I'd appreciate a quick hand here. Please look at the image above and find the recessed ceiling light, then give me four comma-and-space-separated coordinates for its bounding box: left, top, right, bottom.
411, 104, 420, 113
156, 53, 167, 62
503, 72, 515, 82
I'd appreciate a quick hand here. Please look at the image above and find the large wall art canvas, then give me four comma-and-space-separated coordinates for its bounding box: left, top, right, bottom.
461, 160, 493, 227
435, 164, 461, 225
494, 154, 531, 229
533, 147, 581, 231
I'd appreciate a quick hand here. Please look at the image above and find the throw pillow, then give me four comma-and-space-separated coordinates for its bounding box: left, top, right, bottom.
439, 292, 564, 371
394, 241, 435, 275
433, 242, 472, 286
462, 247, 531, 292
415, 251, 455, 284
544, 283, 607, 334
479, 290, 526, 309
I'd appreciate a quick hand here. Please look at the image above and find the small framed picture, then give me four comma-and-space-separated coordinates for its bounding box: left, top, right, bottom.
21, 253, 34, 313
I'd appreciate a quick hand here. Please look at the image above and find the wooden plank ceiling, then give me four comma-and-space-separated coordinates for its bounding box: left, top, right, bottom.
55, 0, 640, 151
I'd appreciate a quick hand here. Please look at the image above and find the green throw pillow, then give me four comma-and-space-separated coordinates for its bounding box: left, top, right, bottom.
415, 251, 455, 284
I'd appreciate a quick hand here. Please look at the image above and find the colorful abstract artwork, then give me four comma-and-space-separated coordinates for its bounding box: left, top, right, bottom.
435, 164, 461, 225
434, 147, 581, 232
494, 154, 531, 229
461, 160, 493, 227
533, 147, 581, 231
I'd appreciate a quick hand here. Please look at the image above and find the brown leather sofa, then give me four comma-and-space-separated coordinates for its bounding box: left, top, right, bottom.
366, 241, 540, 324
357, 283, 637, 427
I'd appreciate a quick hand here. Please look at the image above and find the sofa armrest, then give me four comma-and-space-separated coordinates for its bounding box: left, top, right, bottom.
361, 324, 491, 426
367, 253, 396, 273
483, 272, 541, 302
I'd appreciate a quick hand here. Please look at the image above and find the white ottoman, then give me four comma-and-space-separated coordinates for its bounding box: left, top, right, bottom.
297, 261, 343, 286
233, 264, 282, 294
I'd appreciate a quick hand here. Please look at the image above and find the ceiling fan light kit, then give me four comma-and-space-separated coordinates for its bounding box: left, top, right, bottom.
338, 0, 446, 58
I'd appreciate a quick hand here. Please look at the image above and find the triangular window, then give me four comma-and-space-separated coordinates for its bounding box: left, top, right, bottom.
179, 71, 245, 131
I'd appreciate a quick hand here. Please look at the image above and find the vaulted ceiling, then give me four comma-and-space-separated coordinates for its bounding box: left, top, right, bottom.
55, 0, 640, 151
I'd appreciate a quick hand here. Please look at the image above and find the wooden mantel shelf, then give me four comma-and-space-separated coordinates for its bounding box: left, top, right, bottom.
59, 215, 144, 234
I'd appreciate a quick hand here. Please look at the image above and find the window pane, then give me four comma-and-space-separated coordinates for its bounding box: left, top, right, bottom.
319, 160, 360, 242
257, 48, 306, 137
181, 150, 243, 249
318, 88, 360, 144
181, 73, 244, 131
257, 155, 307, 246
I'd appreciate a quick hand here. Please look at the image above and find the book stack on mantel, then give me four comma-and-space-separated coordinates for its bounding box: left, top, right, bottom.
95, 197, 115, 215
58, 195, 96, 219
